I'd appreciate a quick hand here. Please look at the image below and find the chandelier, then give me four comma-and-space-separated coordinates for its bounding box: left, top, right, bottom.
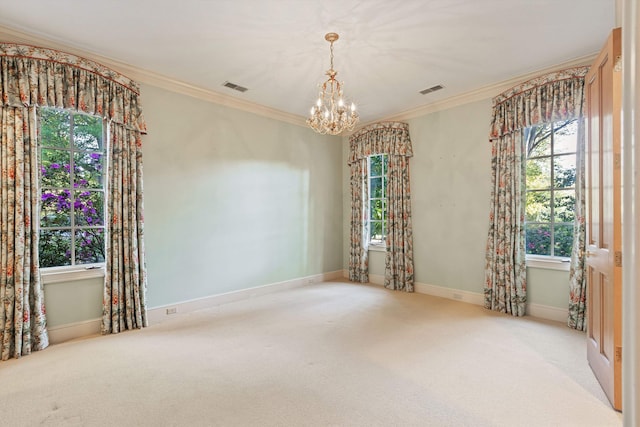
307, 32, 359, 135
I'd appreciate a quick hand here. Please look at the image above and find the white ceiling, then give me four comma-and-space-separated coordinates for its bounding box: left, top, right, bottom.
0, 0, 615, 124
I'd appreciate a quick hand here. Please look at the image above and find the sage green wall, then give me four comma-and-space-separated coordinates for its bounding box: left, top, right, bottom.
527, 268, 570, 308
44, 278, 103, 327
343, 98, 570, 309
42, 83, 343, 326
408, 100, 492, 292
141, 84, 343, 308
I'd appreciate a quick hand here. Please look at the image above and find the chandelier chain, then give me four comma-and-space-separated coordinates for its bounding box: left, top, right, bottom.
329, 41, 334, 71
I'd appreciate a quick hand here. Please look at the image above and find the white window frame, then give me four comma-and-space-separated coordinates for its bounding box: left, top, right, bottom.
524, 119, 577, 271
38, 108, 107, 282
367, 153, 387, 250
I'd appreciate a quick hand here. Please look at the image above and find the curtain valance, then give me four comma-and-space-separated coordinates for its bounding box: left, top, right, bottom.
489, 66, 589, 139
348, 121, 412, 164
0, 43, 146, 133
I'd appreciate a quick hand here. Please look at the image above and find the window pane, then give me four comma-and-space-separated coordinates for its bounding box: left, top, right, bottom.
370, 199, 384, 221
525, 124, 552, 158
554, 119, 577, 154
554, 154, 576, 188
526, 157, 551, 189
74, 151, 104, 189
74, 190, 104, 226
39, 108, 106, 268
370, 155, 383, 177
41, 148, 71, 187
370, 177, 383, 199
526, 224, 551, 256
525, 190, 551, 222
73, 113, 103, 150
370, 221, 383, 242
554, 189, 576, 223
75, 228, 105, 265
40, 109, 70, 148
383, 154, 388, 174
554, 223, 575, 257
39, 229, 71, 267
40, 189, 71, 227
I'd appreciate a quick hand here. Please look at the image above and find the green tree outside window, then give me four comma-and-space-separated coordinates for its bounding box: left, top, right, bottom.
524, 119, 577, 258
39, 108, 106, 268
368, 154, 387, 244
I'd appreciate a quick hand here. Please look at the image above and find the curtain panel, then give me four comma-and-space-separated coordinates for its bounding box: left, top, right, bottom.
568, 120, 587, 331
349, 122, 414, 292
484, 132, 527, 315
0, 44, 148, 355
0, 106, 48, 360
484, 66, 588, 318
103, 124, 147, 333
385, 154, 414, 292
348, 159, 369, 283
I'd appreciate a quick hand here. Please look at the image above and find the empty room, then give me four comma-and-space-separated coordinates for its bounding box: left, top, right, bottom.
0, 1, 638, 426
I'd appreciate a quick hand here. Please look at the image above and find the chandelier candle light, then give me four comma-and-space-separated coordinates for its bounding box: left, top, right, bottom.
307, 32, 359, 135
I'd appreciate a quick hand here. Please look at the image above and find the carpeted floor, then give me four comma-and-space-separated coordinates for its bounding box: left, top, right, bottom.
0, 281, 623, 426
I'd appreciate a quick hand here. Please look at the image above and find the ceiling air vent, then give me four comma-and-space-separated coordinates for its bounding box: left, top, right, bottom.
222, 81, 248, 93
419, 84, 444, 95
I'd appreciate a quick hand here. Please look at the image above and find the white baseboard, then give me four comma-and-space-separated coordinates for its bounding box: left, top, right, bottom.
526, 303, 568, 323
414, 282, 486, 306
45, 270, 344, 343
368, 273, 384, 286
146, 270, 345, 325
46, 268, 568, 344
47, 318, 101, 345
343, 269, 568, 323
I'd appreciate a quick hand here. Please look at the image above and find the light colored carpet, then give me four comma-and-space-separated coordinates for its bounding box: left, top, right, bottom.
0, 281, 623, 426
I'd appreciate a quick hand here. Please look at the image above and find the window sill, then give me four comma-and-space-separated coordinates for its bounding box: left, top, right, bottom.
41, 265, 105, 284
526, 257, 570, 271
368, 244, 386, 253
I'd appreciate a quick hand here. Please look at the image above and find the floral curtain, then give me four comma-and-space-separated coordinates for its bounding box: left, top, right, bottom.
0, 106, 48, 360
568, 120, 587, 330
102, 124, 148, 333
485, 66, 588, 317
0, 43, 148, 351
349, 122, 414, 292
484, 132, 527, 315
385, 154, 414, 292
348, 159, 369, 283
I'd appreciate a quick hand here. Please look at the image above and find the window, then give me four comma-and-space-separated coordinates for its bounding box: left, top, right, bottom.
39, 108, 106, 268
368, 154, 387, 245
524, 119, 577, 259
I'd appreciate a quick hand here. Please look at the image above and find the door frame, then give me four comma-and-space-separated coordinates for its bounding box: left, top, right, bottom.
622, 0, 640, 424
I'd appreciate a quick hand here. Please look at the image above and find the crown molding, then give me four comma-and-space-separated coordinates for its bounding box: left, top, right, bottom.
362, 53, 597, 126
0, 24, 308, 128
0, 23, 596, 132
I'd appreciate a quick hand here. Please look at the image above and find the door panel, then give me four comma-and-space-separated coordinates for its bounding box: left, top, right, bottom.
585, 27, 622, 411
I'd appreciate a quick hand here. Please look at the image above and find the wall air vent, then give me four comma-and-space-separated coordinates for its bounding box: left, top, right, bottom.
222, 81, 248, 93
419, 84, 444, 95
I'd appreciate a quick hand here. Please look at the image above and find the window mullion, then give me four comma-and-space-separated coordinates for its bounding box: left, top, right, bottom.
549, 124, 555, 256
69, 113, 76, 265
382, 154, 386, 239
